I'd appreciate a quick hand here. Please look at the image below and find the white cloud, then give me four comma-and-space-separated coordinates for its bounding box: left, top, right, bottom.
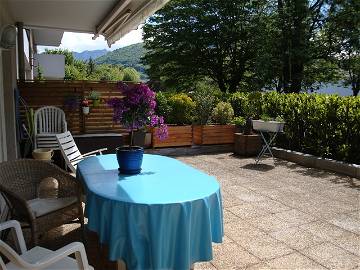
38, 26, 143, 53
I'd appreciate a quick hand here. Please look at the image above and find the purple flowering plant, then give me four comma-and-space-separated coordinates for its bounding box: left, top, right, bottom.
107, 82, 168, 147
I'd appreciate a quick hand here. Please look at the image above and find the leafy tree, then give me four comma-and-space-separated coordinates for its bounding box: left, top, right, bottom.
270, 0, 337, 93
325, 0, 360, 96
88, 64, 124, 81
191, 82, 219, 124
143, 0, 270, 93
42, 49, 141, 81
87, 57, 96, 76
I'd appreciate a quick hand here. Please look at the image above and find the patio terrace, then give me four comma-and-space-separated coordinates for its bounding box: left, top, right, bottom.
38, 152, 360, 270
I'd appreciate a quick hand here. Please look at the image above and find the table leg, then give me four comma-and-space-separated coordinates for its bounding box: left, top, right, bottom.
255, 131, 278, 164
117, 260, 127, 270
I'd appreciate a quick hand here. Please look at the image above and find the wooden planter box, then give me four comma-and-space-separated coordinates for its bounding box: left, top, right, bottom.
234, 133, 262, 156
152, 125, 193, 148
193, 125, 235, 145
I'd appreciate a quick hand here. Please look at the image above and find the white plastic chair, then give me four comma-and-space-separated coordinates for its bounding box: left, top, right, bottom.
0, 220, 94, 270
34, 106, 68, 149
56, 131, 107, 174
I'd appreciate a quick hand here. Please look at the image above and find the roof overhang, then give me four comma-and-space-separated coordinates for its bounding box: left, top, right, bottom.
32, 29, 64, 47
94, 0, 170, 46
7, 0, 170, 47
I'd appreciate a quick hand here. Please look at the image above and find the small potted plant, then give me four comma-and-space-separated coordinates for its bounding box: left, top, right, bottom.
89, 90, 101, 107
107, 82, 167, 174
82, 98, 90, 115
233, 116, 246, 133
252, 114, 285, 133
194, 101, 235, 145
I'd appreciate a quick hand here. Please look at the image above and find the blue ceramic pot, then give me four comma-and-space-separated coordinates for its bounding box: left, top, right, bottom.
116, 146, 144, 175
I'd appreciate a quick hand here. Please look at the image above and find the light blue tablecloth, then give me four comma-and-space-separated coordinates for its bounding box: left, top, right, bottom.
77, 154, 223, 270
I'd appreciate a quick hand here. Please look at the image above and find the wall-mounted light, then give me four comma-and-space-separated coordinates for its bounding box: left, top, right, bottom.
0, 25, 17, 49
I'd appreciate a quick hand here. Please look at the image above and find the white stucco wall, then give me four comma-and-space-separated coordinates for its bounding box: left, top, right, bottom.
34, 53, 65, 79
0, 0, 16, 222
0, 0, 17, 163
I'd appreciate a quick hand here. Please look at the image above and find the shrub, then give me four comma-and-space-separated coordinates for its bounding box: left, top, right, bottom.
192, 82, 218, 125
230, 91, 360, 164
228, 92, 250, 117
211, 102, 234, 125
122, 67, 141, 82
167, 93, 195, 125
155, 92, 172, 119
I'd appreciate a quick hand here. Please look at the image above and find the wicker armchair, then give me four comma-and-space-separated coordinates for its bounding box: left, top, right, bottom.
0, 159, 84, 246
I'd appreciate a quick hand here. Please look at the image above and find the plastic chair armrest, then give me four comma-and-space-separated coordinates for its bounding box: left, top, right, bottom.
82, 148, 108, 157
0, 220, 27, 254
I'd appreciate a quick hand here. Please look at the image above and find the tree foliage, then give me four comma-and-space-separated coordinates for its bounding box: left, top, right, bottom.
324, 0, 360, 96
143, 0, 270, 93
43, 49, 140, 82
144, 0, 360, 95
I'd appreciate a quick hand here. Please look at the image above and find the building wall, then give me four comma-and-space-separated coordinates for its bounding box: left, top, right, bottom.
0, 0, 18, 162
34, 53, 65, 79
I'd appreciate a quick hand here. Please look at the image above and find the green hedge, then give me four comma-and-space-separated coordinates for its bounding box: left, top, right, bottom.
229, 91, 360, 164
156, 92, 195, 125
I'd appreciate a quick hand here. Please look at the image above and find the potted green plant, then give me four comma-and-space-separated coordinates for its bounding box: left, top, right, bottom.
107, 82, 167, 174
233, 116, 246, 133
89, 90, 101, 107
230, 92, 263, 156
194, 101, 235, 145
252, 114, 285, 132
153, 93, 194, 148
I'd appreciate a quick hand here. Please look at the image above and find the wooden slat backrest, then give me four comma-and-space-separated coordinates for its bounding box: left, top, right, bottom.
56, 131, 82, 173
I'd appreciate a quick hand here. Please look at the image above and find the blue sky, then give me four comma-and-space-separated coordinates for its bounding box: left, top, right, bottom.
38, 27, 143, 53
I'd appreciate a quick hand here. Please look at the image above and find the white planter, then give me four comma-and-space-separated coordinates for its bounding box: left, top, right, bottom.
82, 106, 90, 115
252, 120, 285, 133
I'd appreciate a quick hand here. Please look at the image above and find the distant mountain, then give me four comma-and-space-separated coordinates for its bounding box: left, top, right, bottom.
95, 43, 146, 77
73, 49, 108, 61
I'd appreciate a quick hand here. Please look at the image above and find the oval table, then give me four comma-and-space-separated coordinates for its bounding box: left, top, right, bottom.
77, 154, 223, 270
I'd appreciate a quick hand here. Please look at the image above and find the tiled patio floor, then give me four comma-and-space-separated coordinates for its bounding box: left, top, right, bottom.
41, 153, 359, 269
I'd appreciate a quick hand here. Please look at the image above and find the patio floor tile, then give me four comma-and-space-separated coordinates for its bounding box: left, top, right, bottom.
269, 227, 325, 250
224, 208, 244, 224
222, 191, 244, 208
273, 209, 318, 227
228, 203, 271, 219
224, 221, 267, 244
35, 152, 359, 270
239, 234, 294, 260
245, 213, 294, 232
244, 262, 272, 270
327, 214, 360, 235
302, 242, 360, 269
194, 262, 217, 270
250, 199, 291, 214
212, 242, 260, 269
329, 231, 360, 256
264, 252, 327, 269
300, 220, 351, 241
